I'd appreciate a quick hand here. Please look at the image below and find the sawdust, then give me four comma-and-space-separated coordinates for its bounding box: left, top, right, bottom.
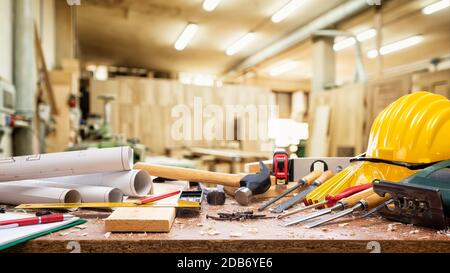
409, 229, 419, 234
80, 233, 88, 237
338, 223, 349, 227
387, 223, 402, 232
197, 223, 203, 227
321, 228, 329, 232
206, 227, 220, 236
75, 225, 87, 230
247, 227, 258, 233
229, 232, 242, 237
104, 232, 111, 239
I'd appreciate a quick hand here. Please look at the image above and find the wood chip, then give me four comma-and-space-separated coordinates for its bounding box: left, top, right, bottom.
197, 223, 203, 227
104, 232, 111, 239
387, 223, 401, 232
247, 227, 258, 233
229, 232, 242, 237
338, 223, 349, 227
80, 233, 88, 236
409, 229, 419, 234
206, 228, 220, 236
321, 228, 329, 232
75, 225, 87, 230
59, 231, 71, 236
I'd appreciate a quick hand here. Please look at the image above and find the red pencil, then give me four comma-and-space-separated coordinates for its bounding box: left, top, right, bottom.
135, 190, 182, 205
0, 214, 74, 229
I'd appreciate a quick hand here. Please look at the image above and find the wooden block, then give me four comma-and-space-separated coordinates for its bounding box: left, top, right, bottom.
105, 207, 175, 232
61, 58, 80, 72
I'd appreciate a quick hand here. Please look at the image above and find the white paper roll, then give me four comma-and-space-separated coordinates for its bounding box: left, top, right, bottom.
5, 180, 124, 203
0, 184, 81, 205
0, 146, 133, 182
44, 170, 153, 197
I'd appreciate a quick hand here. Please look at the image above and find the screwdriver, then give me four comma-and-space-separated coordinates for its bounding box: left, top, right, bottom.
304, 191, 391, 228
283, 187, 374, 226
278, 183, 372, 219
258, 170, 322, 211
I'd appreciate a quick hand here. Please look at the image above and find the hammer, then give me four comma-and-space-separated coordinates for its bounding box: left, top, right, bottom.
134, 162, 271, 206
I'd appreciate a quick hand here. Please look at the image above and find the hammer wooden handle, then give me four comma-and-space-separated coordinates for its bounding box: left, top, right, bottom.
134, 163, 245, 187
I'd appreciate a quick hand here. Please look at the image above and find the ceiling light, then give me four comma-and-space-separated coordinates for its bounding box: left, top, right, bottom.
268, 61, 298, 76
333, 37, 356, 51
367, 35, 423, 58
174, 24, 199, 51
203, 0, 221, 12
356, 28, 376, 41
225, 33, 256, 56
422, 0, 450, 15
333, 28, 377, 51
271, 0, 305, 23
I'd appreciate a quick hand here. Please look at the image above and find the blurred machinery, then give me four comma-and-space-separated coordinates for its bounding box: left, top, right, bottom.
0, 80, 15, 157
75, 94, 146, 162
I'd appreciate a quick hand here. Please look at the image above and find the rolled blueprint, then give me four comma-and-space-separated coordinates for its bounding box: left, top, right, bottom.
44, 170, 153, 197
4, 180, 124, 203
0, 184, 81, 205
0, 146, 133, 182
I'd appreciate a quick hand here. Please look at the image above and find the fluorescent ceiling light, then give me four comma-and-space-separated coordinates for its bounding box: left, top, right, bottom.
422, 0, 450, 15
271, 0, 305, 23
225, 33, 256, 56
333, 28, 376, 51
203, 0, 221, 12
356, 28, 376, 41
174, 24, 199, 51
367, 35, 423, 58
268, 61, 298, 76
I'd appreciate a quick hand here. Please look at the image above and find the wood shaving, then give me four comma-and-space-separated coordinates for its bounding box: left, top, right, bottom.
80, 233, 88, 236
206, 228, 220, 236
247, 227, 258, 233
229, 232, 242, 237
75, 225, 87, 230
104, 232, 111, 239
199, 230, 205, 236
338, 223, 349, 227
387, 223, 401, 232
321, 228, 329, 232
409, 229, 419, 234
59, 231, 71, 236
197, 223, 203, 227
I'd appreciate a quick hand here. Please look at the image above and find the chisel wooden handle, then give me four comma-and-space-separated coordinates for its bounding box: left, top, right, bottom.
339, 187, 374, 208
301, 170, 323, 185
362, 192, 391, 210
312, 170, 334, 186
134, 163, 245, 187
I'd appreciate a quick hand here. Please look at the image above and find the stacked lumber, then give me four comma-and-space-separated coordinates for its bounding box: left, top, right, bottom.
90, 77, 273, 155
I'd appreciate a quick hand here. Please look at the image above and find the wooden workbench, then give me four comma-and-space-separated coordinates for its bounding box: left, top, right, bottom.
4, 198, 450, 253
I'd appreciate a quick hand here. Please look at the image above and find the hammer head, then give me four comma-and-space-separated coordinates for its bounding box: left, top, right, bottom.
235, 162, 271, 206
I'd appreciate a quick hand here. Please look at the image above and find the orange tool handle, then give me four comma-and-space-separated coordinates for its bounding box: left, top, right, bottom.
363, 192, 391, 210
339, 187, 374, 208
325, 183, 373, 207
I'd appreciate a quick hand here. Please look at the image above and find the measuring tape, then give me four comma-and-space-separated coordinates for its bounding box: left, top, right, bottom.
15, 200, 200, 209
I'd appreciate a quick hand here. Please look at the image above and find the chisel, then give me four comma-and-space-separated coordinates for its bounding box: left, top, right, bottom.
270, 170, 334, 213
278, 183, 372, 219
304, 191, 391, 228
284, 187, 374, 226
258, 170, 322, 211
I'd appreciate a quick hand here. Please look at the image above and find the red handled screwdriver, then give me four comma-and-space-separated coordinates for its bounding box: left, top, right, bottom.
278, 183, 372, 219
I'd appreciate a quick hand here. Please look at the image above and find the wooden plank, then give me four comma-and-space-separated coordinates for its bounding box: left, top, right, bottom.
105, 207, 175, 232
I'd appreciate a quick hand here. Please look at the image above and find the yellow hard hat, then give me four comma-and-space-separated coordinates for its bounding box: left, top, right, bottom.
306, 91, 450, 204
367, 91, 450, 164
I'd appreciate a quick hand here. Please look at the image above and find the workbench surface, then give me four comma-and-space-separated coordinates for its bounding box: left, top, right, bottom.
5, 198, 450, 253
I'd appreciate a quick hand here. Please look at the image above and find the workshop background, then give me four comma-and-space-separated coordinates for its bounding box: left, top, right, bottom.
0, 0, 449, 172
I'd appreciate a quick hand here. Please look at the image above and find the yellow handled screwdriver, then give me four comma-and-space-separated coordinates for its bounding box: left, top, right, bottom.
304, 191, 391, 228
284, 187, 374, 226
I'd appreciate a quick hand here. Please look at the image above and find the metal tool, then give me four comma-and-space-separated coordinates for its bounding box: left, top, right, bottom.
304, 191, 391, 228
373, 160, 450, 229
15, 199, 200, 209
206, 211, 275, 221
278, 183, 372, 219
199, 183, 226, 205
284, 187, 373, 226
135, 161, 271, 206
271, 170, 334, 213
273, 150, 289, 186
258, 170, 322, 211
